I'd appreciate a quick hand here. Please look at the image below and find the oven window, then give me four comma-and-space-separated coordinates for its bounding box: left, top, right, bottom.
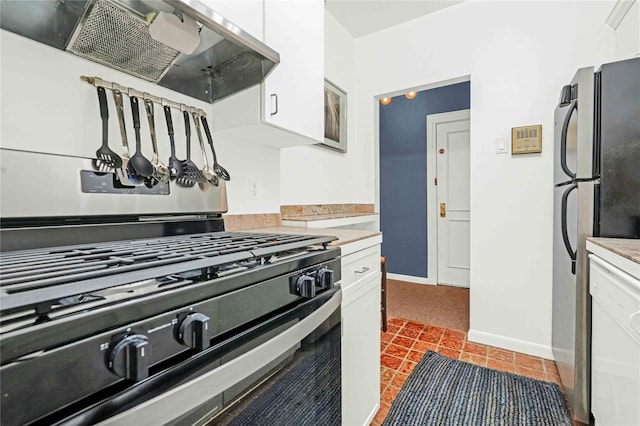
208, 310, 341, 426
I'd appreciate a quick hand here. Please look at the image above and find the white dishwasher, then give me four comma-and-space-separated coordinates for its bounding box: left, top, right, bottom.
589, 254, 640, 426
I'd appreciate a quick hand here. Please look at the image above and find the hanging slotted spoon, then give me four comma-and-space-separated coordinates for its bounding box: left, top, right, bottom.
201, 116, 230, 181
144, 99, 170, 185
192, 110, 219, 186
93, 86, 122, 172
177, 111, 206, 187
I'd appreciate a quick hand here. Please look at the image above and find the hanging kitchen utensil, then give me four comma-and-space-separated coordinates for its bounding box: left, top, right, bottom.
113, 89, 144, 186
201, 116, 230, 181
144, 99, 171, 185
93, 86, 122, 172
192, 110, 219, 186
177, 111, 206, 187
163, 106, 184, 180
128, 96, 154, 178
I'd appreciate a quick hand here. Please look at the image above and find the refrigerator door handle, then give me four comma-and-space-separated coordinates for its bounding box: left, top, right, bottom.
561, 183, 578, 275
560, 100, 578, 180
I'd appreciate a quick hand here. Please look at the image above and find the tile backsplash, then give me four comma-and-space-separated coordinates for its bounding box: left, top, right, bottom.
223, 213, 281, 231
281, 204, 374, 217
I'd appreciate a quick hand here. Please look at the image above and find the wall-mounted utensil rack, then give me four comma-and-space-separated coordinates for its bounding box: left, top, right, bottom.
80, 76, 207, 117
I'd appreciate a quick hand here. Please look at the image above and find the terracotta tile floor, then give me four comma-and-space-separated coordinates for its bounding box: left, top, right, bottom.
372, 317, 564, 426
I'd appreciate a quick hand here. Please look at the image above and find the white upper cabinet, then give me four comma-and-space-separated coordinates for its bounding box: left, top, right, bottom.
210, 0, 325, 148
262, 0, 324, 141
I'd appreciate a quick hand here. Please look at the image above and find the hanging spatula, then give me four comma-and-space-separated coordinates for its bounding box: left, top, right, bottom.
177, 110, 206, 187
93, 86, 122, 172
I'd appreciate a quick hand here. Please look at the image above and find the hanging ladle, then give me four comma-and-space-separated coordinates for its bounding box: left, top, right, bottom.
128, 96, 153, 178
163, 105, 183, 180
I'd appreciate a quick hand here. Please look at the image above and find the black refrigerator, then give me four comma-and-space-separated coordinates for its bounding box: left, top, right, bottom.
552, 57, 640, 424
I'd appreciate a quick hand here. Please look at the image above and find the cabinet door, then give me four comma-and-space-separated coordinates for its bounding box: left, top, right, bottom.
262, 0, 324, 142
342, 272, 382, 426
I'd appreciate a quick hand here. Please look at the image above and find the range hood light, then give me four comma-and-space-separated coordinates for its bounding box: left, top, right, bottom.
148, 11, 200, 55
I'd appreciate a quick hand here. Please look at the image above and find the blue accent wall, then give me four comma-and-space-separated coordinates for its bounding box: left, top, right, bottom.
379, 81, 470, 278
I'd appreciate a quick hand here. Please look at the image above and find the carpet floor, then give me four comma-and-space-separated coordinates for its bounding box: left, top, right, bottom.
382, 351, 571, 426
373, 318, 565, 426
387, 280, 469, 331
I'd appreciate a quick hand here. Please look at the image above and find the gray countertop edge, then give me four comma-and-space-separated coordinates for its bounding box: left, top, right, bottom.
243, 226, 382, 247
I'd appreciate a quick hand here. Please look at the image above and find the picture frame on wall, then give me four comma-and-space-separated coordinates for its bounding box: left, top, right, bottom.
321, 79, 347, 152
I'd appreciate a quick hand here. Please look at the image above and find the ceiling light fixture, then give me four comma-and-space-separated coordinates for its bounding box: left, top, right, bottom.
380, 97, 391, 105
405, 92, 417, 100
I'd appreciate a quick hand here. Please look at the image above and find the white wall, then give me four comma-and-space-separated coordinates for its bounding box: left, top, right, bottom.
354, 1, 616, 357
612, 0, 640, 58
279, 11, 374, 205
0, 30, 281, 215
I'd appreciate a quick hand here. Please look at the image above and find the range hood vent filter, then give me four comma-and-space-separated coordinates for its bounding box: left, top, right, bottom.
0, 0, 280, 103
69, 0, 180, 82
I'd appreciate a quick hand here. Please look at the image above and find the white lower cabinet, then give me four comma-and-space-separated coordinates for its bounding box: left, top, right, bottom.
589, 254, 640, 426
340, 237, 382, 426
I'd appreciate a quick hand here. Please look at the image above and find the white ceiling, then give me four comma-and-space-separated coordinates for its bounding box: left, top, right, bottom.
325, 0, 465, 38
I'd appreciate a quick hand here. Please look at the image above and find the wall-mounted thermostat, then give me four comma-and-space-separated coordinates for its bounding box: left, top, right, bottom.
511, 125, 542, 154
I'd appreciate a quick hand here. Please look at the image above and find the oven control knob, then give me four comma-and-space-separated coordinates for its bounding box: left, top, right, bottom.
108, 334, 151, 382
177, 313, 211, 351
295, 275, 316, 299
315, 268, 334, 290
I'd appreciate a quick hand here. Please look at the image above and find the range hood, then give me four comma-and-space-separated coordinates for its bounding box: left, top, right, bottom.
0, 0, 280, 103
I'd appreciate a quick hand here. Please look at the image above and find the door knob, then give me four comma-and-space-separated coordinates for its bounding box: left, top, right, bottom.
440, 203, 446, 217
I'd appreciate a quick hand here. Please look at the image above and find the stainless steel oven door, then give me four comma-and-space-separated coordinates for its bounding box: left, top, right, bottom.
84, 289, 341, 426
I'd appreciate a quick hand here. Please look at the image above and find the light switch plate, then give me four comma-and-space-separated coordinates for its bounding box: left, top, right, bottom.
249, 179, 259, 200
495, 137, 508, 154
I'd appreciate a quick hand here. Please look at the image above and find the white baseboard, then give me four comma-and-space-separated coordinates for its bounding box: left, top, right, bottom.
467, 329, 554, 360
363, 401, 380, 426
387, 273, 436, 285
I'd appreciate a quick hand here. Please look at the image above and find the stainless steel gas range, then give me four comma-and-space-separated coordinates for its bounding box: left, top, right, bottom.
0, 119, 341, 426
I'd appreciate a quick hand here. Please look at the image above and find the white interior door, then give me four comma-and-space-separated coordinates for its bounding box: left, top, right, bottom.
435, 115, 470, 287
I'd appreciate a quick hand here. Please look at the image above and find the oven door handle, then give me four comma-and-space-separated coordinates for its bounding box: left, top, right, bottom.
95, 289, 342, 426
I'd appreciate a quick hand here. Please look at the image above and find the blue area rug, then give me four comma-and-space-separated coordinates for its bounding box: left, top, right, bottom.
383, 351, 572, 426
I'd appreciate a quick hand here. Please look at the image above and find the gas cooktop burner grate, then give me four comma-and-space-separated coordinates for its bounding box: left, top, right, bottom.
0, 232, 335, 314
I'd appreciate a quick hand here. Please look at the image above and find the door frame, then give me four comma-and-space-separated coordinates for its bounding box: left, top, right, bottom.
426, 109, 471, 285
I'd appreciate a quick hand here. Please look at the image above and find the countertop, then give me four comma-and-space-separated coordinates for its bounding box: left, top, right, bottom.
587, 238, 640, 264
586, 238, 640, 279
246, 226, 381, 247
281, 212, 378, 222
